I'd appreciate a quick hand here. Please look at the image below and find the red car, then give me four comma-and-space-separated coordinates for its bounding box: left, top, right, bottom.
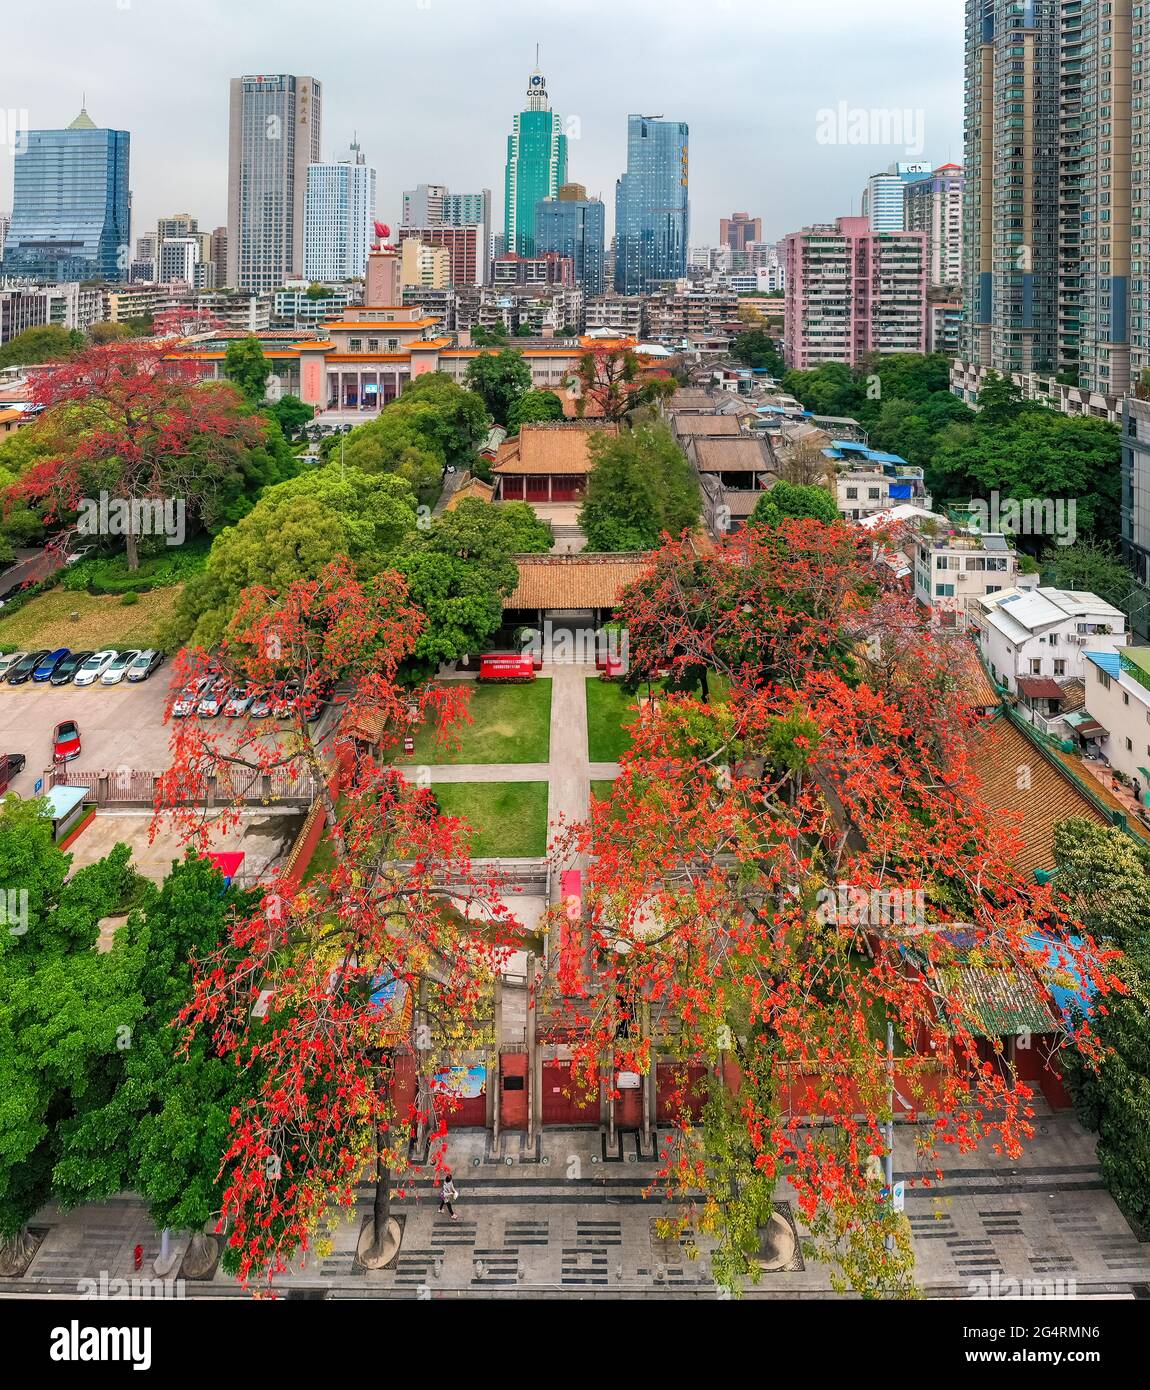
52, 720, 81, 763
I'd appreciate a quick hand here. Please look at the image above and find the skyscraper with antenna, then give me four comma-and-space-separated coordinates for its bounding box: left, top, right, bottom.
504, 49, 568, 257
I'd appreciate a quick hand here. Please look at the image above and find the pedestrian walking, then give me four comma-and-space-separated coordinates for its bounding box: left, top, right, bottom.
439, 1170, 459, 1220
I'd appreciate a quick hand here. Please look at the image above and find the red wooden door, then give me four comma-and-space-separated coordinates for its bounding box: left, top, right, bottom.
500, 1052, 528, 1131
541, 1059, 599, 1125
656, 1062, 710, 1124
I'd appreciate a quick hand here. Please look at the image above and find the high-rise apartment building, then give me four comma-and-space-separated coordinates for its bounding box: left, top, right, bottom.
959, 1, 1059, 375
400, 238, 451, 289
536, 195, 606, 295
209, 227, 228, 288
442, 191, 492, 281
402, 184, 447, 227
614, 115, 689, 295
781, 216, 927, 369
2, 107, 130, 282
862, 164, 932, 233
396, 224, 482, 286
904, 163, 964, 289
303, 140, 376, 281
226, 74, 322, 293
1066, 1, 1132, 397
720, 212, 762, 253
505, 64, 568, 257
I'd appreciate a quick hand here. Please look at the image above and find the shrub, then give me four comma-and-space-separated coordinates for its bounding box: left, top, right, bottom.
120, 591, 140, 606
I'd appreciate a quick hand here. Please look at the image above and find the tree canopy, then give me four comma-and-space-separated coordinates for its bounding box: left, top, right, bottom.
579, 421, 700, 552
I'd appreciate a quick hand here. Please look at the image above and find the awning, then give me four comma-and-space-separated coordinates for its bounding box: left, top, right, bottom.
1017, 676, 1063, 700
1064, 710, 1107, 739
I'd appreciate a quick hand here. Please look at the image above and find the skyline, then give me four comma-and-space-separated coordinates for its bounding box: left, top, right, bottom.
0, 0, 963, 249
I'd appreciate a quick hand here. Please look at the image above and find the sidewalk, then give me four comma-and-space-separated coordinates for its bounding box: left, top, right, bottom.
7, 1115, 1147, 1300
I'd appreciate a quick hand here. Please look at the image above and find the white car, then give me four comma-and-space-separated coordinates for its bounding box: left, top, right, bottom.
0, 651, 28, 680
100, 650, 141, 686
74, 650, 117, 687
172, 677, 213, 718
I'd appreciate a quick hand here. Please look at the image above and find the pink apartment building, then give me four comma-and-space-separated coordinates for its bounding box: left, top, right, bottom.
782, 216, 927, 369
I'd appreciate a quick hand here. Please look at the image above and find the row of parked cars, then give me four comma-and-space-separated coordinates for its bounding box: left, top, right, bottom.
171, 676, 309, 720
0, 648, 164, 687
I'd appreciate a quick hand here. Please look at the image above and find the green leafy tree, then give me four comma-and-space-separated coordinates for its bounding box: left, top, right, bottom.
168, 468, 417, 647
393, 373, 490, 469
1053, 820, 1150, 1233
463, 349, 533, 428
781, 363, 863, 419
396, 497, 543, 672
267, 395, 315, 441
929, 411, 1120, 543
507, 389, 565, 434
731, 329, 785, 377
0, 799, 143, 1259
0, 325, 83, 370
224, 336, 271, 407
1041, 541, 1134, 610
750, 481, 839, 530
579, 422, 701, 552
975, 370, 1033, 427
471, 322, 510, 347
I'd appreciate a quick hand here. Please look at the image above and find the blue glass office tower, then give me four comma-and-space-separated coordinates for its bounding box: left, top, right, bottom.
614, 116, 689, 294
2, 109, 130, 282
536, 196, 606, 295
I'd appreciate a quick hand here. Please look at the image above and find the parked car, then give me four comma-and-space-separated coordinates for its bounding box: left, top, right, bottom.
63, 545, 95, 566
52, 720, 81, 763
6, 650, 50, 685
196, 679, 231, 718
32, 648, 71, 682
0, 752, 26, 793
223, 685, 258, 718
272, 679, 302, 719
50, 650, 94, 686
126, 649, 164, 682
171, 677, 213, 718
74, 650, 117, 687
249, 688, 277, 719
0, 651, 29, 681
100, 650, 141, 686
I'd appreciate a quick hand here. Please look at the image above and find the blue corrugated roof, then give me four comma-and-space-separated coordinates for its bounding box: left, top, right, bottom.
867, 450, 910, 466
1085, 650, 1122, 678
1025, 932, 1097, 1027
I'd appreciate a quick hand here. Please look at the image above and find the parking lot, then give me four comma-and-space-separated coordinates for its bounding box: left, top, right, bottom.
0, 665, 177, 796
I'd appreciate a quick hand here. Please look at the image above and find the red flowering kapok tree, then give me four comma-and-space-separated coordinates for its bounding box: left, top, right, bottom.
156, 560, 524, 1282
548, 522, 1119, 1295
11, 338, 264, 569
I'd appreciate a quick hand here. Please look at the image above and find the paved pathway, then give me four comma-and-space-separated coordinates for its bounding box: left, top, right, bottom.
410, 667, 620, 872
9, 1113, 1148, 1300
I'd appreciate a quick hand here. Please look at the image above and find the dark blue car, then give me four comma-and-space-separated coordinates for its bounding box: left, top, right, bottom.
32, 648, 70, 682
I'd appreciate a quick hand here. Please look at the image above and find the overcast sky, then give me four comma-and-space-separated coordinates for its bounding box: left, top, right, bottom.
0, 0, 963, 248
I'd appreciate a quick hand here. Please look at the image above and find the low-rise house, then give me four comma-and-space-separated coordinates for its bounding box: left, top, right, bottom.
1083, 648, 1150, 810
973, 588, 1127, 698
911, 521, 1035, 631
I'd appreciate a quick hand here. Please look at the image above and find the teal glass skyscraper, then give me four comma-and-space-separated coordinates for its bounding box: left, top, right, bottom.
2, 108, 130, 282
614, 115, 689, 294
504, 63, 568, 257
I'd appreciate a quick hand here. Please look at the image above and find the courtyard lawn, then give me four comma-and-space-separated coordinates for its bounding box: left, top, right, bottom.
586, 674, 730, 763
398, 678, 552, 766
432, 782, 549, 858
0, 587, 182, 654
